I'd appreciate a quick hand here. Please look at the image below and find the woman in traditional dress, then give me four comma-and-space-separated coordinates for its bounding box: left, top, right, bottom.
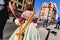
9, 2, 40, 40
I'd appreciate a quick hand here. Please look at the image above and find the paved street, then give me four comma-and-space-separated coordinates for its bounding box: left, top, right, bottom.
37, 24, 60, 40
3, 17, 60, 40
3, 17, 18, 40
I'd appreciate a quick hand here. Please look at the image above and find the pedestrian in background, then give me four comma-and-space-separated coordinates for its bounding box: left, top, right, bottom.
55, 15, 60, 29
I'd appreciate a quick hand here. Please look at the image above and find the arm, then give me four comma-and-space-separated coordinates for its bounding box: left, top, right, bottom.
8, 1, 16, 17
15, 17, 25, 26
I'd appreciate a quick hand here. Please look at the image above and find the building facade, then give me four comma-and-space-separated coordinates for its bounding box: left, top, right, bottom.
38, 2, 58, 23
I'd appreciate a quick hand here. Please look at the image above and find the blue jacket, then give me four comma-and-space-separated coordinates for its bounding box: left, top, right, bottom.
57, 16, 60, 22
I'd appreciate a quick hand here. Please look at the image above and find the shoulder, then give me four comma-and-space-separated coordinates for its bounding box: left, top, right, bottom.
24, 10, 31, 12
22, 10, 31, 14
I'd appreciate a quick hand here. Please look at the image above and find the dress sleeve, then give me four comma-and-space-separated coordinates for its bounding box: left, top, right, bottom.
21, 10, 32, 19
19, 16, 25, 22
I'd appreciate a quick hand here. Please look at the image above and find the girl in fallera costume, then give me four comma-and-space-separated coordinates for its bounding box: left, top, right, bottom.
9, 2, 40, 40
